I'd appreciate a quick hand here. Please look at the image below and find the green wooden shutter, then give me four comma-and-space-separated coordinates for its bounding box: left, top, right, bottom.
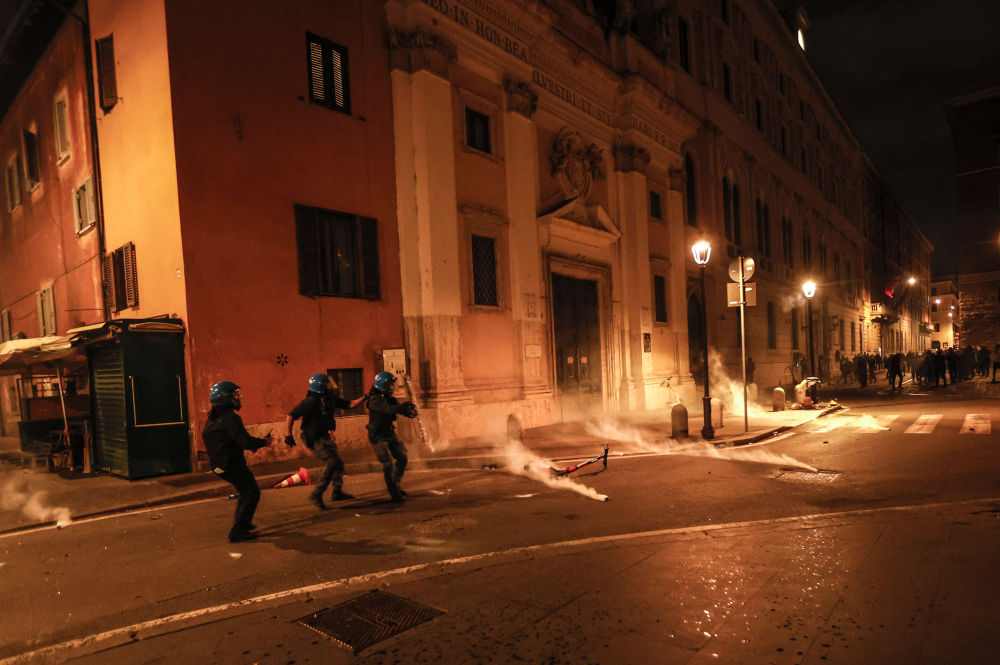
295, 205, 320, 296
96, 35, 117, 111
359, 216, 380, 299
123, 242, 138, 308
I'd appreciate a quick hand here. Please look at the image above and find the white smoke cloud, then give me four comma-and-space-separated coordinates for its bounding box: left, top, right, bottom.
586, 419, 818, 473
1, 476, 72, 527
503, 437, 609, 502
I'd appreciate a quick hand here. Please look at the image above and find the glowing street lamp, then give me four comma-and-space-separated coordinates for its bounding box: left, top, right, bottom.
692, 241, 714, 439
908, 277, 916, 285
802, 281, 818, 401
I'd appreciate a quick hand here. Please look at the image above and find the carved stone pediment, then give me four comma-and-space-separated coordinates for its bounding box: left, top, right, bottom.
538, 199, 621, 248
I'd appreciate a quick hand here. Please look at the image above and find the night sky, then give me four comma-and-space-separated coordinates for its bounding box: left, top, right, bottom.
774, 0, 1000, 275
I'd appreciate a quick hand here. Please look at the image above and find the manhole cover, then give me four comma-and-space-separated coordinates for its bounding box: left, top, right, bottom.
296, 590, 443, 652
775, 470, 840, 483
408, 514, 479, 534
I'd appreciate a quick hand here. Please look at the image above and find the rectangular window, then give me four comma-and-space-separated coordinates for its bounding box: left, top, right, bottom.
327, 368, 366, 416
105, 241, 138, 313
720, 0, 730, 24
54, 95, 70, 159
722, 63, 732, 101
931, 303, 937, 312
465, 108, 491, 154
678, 18, 691, 74
22, 129, 40, 186
755, 98, 763, 131
295, 205, 379, 299
0, 309, 10, 342
5, 156, 21, 211
934, 323, 940, 332
753, 38, 761, 64
653, 275, 668, 323
781, 126, 788, 156
779, 73, 787, 96
306, 32, 351, 115
649, 190, 662, 220
96, 35, 118, 111
851, 321, 856, 351
73, 176, 97, 233
470, 234, 499, 307
36, 286, 56, 336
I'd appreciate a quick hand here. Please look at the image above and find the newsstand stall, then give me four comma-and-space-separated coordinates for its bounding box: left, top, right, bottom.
71, 318, 190, 479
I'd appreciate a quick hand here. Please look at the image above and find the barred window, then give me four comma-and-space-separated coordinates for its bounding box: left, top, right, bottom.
471, 234, 498, 307
465, 108, 491, 154
327, 368, 365, 416
649, 190, 662, 220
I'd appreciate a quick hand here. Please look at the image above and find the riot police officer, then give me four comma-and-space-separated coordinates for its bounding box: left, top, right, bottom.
202, 381, 272, 543
366, 372, 416, 502
285, 373, 364, 510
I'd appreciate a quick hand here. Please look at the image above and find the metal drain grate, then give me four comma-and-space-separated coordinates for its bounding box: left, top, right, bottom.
296, 590, 443, 652
775, 470, 840, 483
409, 514, 479, 534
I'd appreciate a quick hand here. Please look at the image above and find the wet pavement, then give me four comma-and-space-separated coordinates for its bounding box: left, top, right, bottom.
3, 395, 1000, 663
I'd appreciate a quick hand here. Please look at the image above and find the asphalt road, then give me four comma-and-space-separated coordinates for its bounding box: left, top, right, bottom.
3, 393, 1000, 664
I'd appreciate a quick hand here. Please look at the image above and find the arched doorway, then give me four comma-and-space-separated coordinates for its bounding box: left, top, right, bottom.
687, 293, 705, 385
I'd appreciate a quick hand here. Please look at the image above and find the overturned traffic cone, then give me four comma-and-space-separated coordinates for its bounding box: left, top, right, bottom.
273, 467, 311, 489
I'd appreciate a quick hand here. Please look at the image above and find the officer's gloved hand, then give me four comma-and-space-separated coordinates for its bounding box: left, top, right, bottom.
402, 402, 418, 418
284, 435, 296, 447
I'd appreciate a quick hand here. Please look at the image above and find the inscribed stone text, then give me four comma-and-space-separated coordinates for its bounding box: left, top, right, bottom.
421, 0, 529, 62
532, 71, 619, 128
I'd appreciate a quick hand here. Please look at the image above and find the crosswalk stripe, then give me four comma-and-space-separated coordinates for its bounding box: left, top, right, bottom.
905, 414, 943, 434
960, 414, 991, 434
856, 415, 900, 433
813, 420, 846, 433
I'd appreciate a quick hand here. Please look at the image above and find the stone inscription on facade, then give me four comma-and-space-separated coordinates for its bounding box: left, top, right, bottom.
421, 0, 529, 62
532, 71, 618, 129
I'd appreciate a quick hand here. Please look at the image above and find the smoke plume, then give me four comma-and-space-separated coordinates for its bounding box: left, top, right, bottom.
586, 419, 818, 473
503, 437, 609, 502
1, 475, 72, 527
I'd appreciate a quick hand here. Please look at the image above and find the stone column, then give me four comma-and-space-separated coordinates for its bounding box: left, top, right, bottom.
390, 29, 470, 428
503, 79, 549, 415
612, 144, 652, 411
667, 164, 692, 384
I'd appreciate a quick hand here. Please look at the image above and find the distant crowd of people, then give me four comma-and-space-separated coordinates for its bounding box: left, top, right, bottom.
832, 344, 1000, 390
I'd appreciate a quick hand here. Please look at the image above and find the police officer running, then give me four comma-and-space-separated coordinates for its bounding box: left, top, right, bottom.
366, 371, 417, 502
202, 381, 273, 543
285, 373, 364, 510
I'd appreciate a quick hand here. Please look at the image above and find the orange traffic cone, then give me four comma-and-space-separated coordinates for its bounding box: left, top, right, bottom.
273, 467, 311, 489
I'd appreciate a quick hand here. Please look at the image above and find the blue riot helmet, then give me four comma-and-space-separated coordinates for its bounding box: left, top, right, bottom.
373, 371, 396, 393
308, 373, 334, 394
209, 381, 242, 410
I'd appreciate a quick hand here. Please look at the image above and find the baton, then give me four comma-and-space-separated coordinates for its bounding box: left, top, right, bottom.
403, 375, 430, 448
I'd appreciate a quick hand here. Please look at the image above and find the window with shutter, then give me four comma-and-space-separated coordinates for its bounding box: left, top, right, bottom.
22, 130, 39, 185
5, 157, 21, 211
1, 309, 10, 342
306, 33, 351, 115
123, 241, 138, 307
54, 96, 70, 159
96, 35, 117, 111
43, 287, 56, 336
36, 292, 45, 337
104, 251, 119, 313
295, 204, 379, 299
74, 176, 97, 233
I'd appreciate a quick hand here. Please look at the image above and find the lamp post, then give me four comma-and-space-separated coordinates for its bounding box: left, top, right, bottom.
802, 281, 817, 402
692, 241, 714, 439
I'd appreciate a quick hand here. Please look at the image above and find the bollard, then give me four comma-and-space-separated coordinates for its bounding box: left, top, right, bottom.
506, 413, 524, 444
671, 403, 689, 439
710, 397, 723, 428
772, 387, 785, 412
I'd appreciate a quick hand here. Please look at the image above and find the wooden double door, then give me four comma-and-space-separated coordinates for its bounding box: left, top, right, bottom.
551, 273, 603, 420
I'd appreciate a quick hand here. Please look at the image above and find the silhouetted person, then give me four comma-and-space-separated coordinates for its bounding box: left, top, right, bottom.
746, 357, 756, 384
992, 345, 1000, 383
856, 354, 868, 388
946, 348, 960, 384
978, 346, 991, 377
934, 350, 948, 387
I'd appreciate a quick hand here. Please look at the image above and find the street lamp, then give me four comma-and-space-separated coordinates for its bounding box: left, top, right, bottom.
691, 241, 714, 440
908, 277, 916, 285
802, 281, 818, 402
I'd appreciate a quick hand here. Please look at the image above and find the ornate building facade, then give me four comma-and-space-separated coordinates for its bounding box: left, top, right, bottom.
387, 0, 932, 441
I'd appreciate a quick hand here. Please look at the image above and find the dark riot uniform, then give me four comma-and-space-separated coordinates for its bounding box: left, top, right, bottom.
366, 391, 413, 500
202, 406, 268, 539
288, 393, 351, 499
